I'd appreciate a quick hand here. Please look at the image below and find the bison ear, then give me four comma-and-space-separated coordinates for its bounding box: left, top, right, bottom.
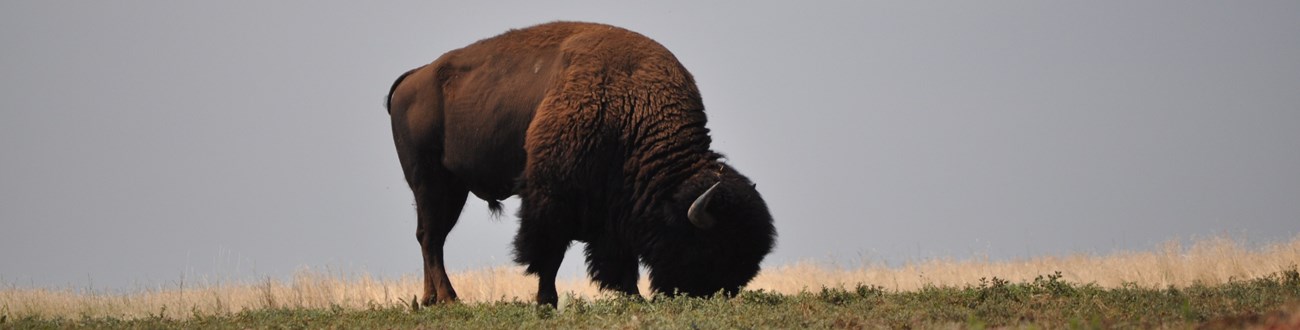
687, 182, 721, 229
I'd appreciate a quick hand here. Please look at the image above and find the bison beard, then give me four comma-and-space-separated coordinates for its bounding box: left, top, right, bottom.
386, 21, 777, 307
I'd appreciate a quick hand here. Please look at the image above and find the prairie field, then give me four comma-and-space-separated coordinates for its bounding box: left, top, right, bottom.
3, 235, 1299, 328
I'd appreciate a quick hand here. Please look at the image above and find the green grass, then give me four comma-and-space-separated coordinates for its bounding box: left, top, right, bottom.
7, 269, 1298, 329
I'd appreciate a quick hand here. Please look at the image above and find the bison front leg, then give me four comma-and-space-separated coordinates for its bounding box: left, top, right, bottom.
584, 244, 641, 298
512, 193, 574, 307
413, 175, 469, 306
512, 231, 569, 306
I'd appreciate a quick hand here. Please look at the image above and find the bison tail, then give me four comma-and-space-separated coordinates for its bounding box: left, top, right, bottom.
385, 67, 420, 113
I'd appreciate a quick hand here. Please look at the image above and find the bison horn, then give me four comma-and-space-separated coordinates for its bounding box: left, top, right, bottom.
687, 182, 721, 229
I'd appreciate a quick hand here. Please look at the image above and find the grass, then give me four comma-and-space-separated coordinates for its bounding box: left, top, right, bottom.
4, 235, 1300, 328
5, 269, 1299, 328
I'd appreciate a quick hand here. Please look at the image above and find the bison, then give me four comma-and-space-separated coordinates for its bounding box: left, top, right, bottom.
386, 21, 776, 306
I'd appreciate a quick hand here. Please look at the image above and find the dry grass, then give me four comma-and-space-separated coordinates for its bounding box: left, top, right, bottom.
3, 235, 1298, 320
752, 235, 1300, 293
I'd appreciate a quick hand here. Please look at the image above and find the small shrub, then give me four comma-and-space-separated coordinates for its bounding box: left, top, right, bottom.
854, 284, 886, 298
1282, 266, 1299, 287
1031, 271, 1074, 297
817, 286, 855, 305
738, 289, 784, 305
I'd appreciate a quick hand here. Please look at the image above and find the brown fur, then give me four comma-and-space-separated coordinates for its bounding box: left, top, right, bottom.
387, 22, 775, 306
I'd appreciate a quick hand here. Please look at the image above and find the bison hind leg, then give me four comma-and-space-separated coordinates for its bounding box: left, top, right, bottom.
411, 170, 470, 306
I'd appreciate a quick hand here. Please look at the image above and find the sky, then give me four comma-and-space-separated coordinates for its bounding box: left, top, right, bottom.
2, 1, 1298, 291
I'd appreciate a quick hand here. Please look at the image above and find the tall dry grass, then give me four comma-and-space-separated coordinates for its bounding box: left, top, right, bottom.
3, 235, 1297, 320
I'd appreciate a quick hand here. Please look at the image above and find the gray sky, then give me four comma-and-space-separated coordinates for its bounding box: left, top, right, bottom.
3, 1, 1298, 290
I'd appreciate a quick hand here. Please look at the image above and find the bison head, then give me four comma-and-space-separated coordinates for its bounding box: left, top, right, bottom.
640, 163, 777, 297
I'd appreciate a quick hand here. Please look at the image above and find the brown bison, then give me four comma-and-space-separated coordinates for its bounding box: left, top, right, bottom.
386, 21, 776, 306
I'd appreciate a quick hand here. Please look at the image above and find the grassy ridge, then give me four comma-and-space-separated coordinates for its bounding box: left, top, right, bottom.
7, 236, 1297, 321
9, 269, 1298, 329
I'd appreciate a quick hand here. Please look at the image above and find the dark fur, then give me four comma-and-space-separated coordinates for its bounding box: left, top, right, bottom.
387, 22, 776, 306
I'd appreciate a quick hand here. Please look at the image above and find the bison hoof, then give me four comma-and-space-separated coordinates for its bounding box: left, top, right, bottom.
536, 292, 558, 307
421, 296, 460, 307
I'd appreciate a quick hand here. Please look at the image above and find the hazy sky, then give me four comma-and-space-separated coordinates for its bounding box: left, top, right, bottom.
3, 1, 1298, 290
